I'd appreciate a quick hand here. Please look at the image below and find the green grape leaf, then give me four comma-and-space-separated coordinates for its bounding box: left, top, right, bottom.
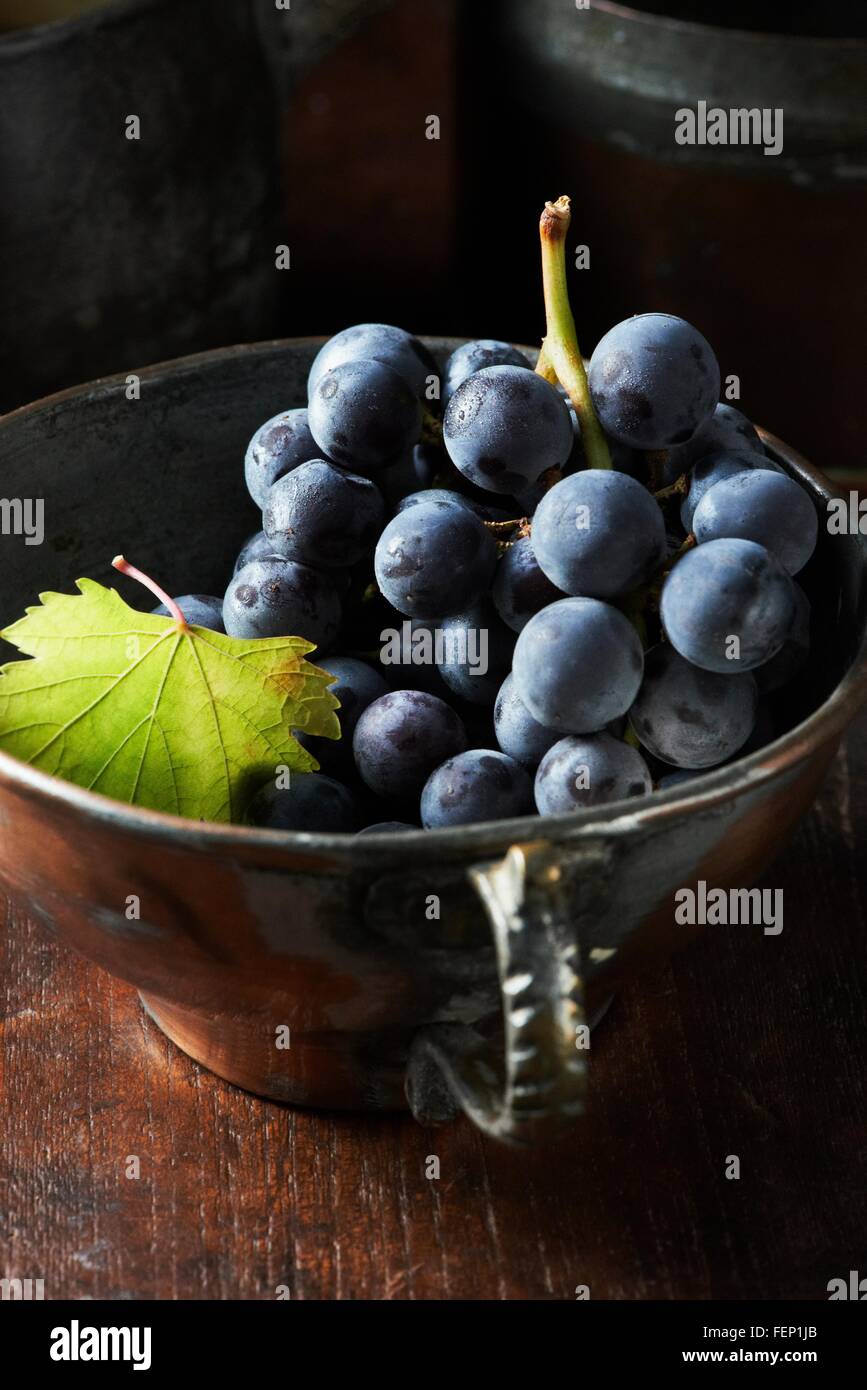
0, 579, 340, 822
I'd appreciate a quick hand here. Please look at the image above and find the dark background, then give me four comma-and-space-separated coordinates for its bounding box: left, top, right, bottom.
1, 0, 865, 475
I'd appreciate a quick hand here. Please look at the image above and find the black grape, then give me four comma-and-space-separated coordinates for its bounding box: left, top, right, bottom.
396, 488, 477, 516
755, 582, 811, 693
492, 535, 567, 633
320, 657, 388, 738
223, 556, 341, 650
395, 486, 515, 524
511, 474, 553, 515
442, 339, 531, 405
660, 538, 796, 673
435, 600, 516, 706
691, 469, 818, 575
151, 595, 225, 632
234, 530, 283, 575
420, 750, 533, 828
264, 459, 385, 569
247, 773, 358, 833
629, 644, 758, 768
378, 615, 450, 696
244, 408, 321, 509
379, 443, 439, 507
307, 323, 439, 404
443, 365, 573, 494
355, 821, 418, 836
680, 449, 778, 531
534, 732, 652, 814
531, 469, 667, 598
297, 656, 388, 773
494, 673, 564, 769
512, 597, 645, 733
352, 690, 468, 799
667, 402, 761, 472
308, 359, 422, 474
374, 501, 497, 617
588, 313, 720, 449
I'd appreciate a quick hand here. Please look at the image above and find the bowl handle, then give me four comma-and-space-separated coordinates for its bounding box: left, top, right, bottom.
405, 839, 610, 1146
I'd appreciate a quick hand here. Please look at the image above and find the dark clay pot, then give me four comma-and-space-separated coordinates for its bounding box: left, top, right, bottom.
0, 0, 283, 411
1, 338, 865, 1146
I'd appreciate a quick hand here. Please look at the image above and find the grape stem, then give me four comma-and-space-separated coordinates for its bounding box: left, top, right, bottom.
112, 555, 189, 628
534, 345, 559, 385
538, 196, 612, 470
653, 472, 690, 501
664, 533, 696, 572
421, 412, 443, 447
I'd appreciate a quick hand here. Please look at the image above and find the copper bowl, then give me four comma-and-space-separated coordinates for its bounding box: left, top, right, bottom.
1, 337, 866, 1145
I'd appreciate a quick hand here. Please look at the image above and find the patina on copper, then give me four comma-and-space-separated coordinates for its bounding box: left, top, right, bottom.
0, 339, 865, 1145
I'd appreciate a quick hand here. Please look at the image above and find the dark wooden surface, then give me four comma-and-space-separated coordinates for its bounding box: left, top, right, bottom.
1, 712, 865, 1301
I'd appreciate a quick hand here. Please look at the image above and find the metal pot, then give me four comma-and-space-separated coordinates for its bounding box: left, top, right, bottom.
468, 0, 867, 471
1, 338, 865, 1146
0, 0, 284, 410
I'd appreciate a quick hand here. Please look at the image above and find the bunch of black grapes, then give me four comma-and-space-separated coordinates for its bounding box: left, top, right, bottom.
159, 319, 817, 833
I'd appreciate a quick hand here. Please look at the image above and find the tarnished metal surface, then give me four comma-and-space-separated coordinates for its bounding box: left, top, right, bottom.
1, 338, 865, 1141
262, 0, 395, 88
407, 842, 599, 1144
498, 0, 867, 181
0, 0, 282, 412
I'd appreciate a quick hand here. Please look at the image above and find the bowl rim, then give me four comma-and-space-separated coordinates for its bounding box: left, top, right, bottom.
590, 0, 867, 50
0, 0, 175, 55
1, 335, 866, 858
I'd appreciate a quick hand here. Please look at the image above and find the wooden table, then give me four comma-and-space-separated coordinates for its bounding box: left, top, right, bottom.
1, 712, 865, 1301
